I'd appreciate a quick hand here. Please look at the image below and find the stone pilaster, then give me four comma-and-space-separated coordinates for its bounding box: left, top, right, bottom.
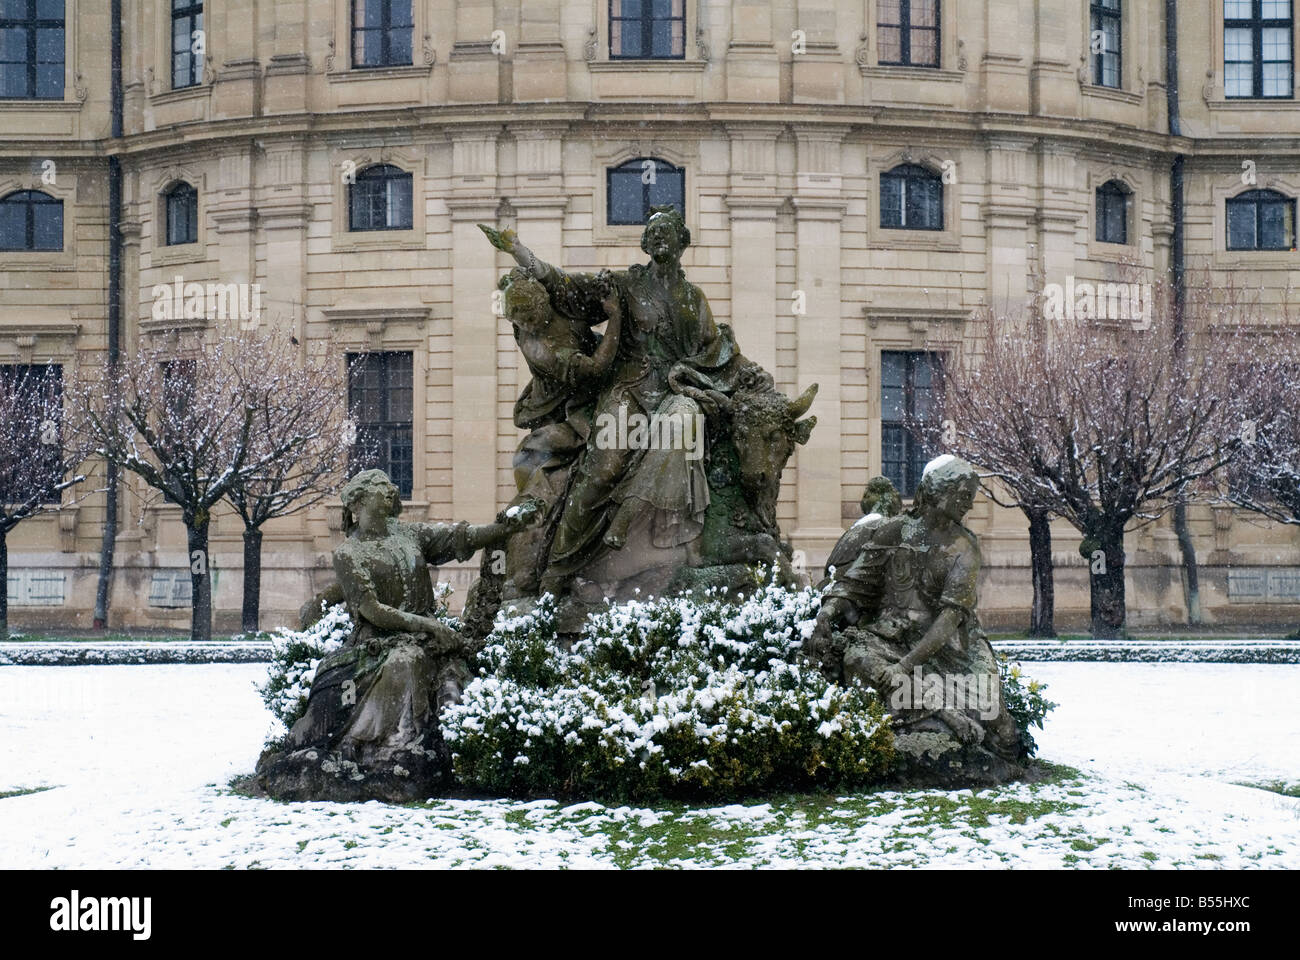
791, 125, 849, 561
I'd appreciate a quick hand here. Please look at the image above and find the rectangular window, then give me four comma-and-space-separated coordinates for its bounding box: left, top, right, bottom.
1225, 0, 1294, 98
1091, 0, 1122, 88
348, 351, 414, 499
0, 363, 62, 505
171, 0, 203, 89
610, 0, 685, 60
0, 0, 64, 99
878, 0, 940, 68
881, 351, 942, 498
352, 0, 414, 68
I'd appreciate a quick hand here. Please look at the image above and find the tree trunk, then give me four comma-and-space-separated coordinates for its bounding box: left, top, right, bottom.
1026, 508, 1056, 637
241, 526, 263, 635
186, 517, 213, 643
1173, 501, 1203, 626
1089, 528, 1127, 640
93, 463, 118, 629
0, 527, 8, 641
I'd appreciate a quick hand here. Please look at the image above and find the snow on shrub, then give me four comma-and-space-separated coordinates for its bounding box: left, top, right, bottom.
259, 583, 458, 735
258, 603, 354, 731
442, 580, 896, 801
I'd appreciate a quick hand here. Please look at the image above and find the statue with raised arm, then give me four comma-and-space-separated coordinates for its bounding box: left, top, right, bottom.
480, 208, 734, 599
255, 469, 541, 802
806, 457, 1025, 786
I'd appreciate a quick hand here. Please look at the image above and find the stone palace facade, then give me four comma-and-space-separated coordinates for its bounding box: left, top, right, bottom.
2, 0, 1299, 631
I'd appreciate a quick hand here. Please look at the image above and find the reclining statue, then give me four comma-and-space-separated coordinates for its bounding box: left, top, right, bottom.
806, 456, 1025, 785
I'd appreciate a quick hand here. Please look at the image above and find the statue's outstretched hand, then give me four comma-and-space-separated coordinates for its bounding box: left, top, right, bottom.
478, 224, 517, 254
502, 497, 545, 532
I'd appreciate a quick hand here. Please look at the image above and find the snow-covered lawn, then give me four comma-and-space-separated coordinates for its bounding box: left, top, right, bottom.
0, 662, 1296, 868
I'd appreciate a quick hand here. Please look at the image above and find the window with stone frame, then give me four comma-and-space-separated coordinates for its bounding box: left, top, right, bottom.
609, 0, 686, 60
1091, 0, 1122, 87
0, 363, 62, 505
171, 0, 204, 89
1096, 180, 1130, 244
877, 0, 940, 67
347, 351, 414, 500
880, 164, 943, 231
1225, 0, 1294, 98
1226, 188, 1297, 250
348, 164, 413, 232
0, 189, 61, 251
164, 182, 198, 246
352, 0, 414, 68
607, 157, 685, 225
0, 0, 64, 99
881, 350, 943, 499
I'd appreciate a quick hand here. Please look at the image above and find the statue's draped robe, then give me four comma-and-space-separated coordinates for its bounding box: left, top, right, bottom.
530, 259, 735, 578
289, 520, 479, 756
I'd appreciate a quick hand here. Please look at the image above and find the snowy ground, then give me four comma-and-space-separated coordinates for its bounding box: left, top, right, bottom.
0, 662, 1296, 868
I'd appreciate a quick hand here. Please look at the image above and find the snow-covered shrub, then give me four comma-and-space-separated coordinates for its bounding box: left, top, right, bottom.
442, 581, 895, 801
258, 603, 354, 731
259, 582, 462, 736
997, 654, 1057, 758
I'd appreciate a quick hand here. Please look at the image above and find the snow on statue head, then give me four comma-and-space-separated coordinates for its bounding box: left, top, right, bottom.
640, 204, 691, 256
914, 455, 979, 514
340, 468, 402, 535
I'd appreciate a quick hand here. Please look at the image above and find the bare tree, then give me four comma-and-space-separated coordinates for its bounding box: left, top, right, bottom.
223, 336, 353, 634
0, 364, 94, 639
930, 287, 1253, 639
925, 309, 1062, 637
1220, 312, 1300, 628
72, 331, 325, 643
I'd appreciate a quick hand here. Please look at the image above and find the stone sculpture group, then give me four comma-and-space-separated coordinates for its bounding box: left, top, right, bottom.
250, 210, 1026, 801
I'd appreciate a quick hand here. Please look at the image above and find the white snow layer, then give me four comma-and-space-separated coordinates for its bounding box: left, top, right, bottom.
0, 662, 1296, 869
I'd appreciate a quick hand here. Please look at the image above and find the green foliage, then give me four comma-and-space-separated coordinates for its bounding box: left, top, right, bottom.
443, 583, 895, 802
998, 654, 1058, 757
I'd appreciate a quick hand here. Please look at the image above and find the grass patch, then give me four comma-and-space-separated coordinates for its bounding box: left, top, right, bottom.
0, 785, 56, 800
1235, 780, 1300, 798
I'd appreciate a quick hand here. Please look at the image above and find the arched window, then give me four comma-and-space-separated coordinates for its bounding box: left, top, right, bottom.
610, 0, 685, 60
878, 0, 939, 67
1227, 188, 1297, 250
349, 164, 413, 231
607, 158, 684, 225
880, 163, 942, 230
0, 0, 65, 99
0, 190, 62, 251
164, 182, 198, 246
1095, 179, 1130, 244
352, 0, 414, 68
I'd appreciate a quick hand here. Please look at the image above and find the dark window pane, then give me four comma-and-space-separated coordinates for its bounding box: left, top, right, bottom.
36, 0, 62, 16
1227, 199, 1257, 249
348, 352, 415, 499
387, 26, 412, 64
608, 169, 643, 223
880, 175, 903, 227
32, 201, 60, 250
34, 61, 59, 97
0, 202, 22, 248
